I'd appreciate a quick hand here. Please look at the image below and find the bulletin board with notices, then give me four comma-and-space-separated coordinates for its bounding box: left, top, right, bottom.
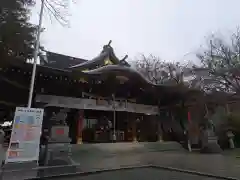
5, 107, 44, 163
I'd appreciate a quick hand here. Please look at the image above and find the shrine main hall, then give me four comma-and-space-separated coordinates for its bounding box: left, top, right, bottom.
0, 41, 199, 144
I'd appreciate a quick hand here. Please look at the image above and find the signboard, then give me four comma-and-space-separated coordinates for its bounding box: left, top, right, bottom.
5, 107, 44, 163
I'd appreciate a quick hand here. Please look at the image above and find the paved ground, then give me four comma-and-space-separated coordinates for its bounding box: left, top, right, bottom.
1, 143, 240, 179
222, 149, 240, 157
57, 167, 221, 180
72, 152, 240, 179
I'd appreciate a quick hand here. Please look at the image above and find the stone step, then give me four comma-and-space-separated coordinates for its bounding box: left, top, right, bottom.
70, 142, 185, 158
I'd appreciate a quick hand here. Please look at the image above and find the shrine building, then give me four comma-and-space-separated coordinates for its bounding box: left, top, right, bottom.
0, 41, 200, 144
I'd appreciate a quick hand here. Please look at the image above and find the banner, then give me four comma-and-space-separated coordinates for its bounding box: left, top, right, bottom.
5, 107, 44, 163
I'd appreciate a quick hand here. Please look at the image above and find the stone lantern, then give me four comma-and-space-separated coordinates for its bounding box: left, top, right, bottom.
226, 130, 235, 149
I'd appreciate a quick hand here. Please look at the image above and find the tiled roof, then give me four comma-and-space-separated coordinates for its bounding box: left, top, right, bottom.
40, 51, 87, 70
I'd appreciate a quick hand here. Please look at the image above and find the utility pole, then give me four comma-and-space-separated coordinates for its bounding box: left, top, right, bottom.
27, 0, 45, 108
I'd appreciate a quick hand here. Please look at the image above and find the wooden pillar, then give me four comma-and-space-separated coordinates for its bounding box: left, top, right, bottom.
226, 103, 230, 114
187, 111, 191, 124
132, 118, 137, 142
157, 101, 163, 142
77, 110, 84, 144
179, 100, 185, 131
157, 119, 163, 142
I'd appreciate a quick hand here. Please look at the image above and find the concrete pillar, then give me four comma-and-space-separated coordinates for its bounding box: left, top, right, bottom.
77, 110, 84, 144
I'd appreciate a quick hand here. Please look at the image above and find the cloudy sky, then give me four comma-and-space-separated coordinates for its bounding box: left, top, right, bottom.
31, 0, 240, 62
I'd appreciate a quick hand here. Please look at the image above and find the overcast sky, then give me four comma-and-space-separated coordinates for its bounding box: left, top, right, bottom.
30, 0, 240, 62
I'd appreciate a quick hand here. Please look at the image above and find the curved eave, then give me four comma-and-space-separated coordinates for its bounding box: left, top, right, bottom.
0, 59, 200, 98
81, 65, 155, 84
79, 65, 202, 95
85, 69, 197, 95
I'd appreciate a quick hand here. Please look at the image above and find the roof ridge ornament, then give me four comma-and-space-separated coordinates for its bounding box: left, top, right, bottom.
120, 55, 130, 67
121, 55, 128, 61
102, 40, 113, 54
107, 40, 112, 46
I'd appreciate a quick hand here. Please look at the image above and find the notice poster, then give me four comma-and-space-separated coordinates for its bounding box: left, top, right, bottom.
5, 107, 44, 163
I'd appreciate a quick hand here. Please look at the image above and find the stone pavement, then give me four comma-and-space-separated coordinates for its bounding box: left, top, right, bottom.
1, 142, 240, 179
72, 152, 240, 179
150, 152, 240, 179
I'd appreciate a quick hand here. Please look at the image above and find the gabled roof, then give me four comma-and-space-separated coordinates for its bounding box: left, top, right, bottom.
69, 40, 130, 70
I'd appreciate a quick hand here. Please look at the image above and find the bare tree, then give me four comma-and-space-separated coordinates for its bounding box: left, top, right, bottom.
134, 54, 195, 86
196, 28, 240, 94
134, 55, 166, 84
35, 0, 73, 62
30, 0, 72, 26
43, 0, 71, 26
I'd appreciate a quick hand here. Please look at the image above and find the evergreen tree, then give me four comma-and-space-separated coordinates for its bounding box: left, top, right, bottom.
0, 0, 36, 61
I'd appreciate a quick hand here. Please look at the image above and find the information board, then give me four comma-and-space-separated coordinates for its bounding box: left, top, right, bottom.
5, 107, 44, 163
